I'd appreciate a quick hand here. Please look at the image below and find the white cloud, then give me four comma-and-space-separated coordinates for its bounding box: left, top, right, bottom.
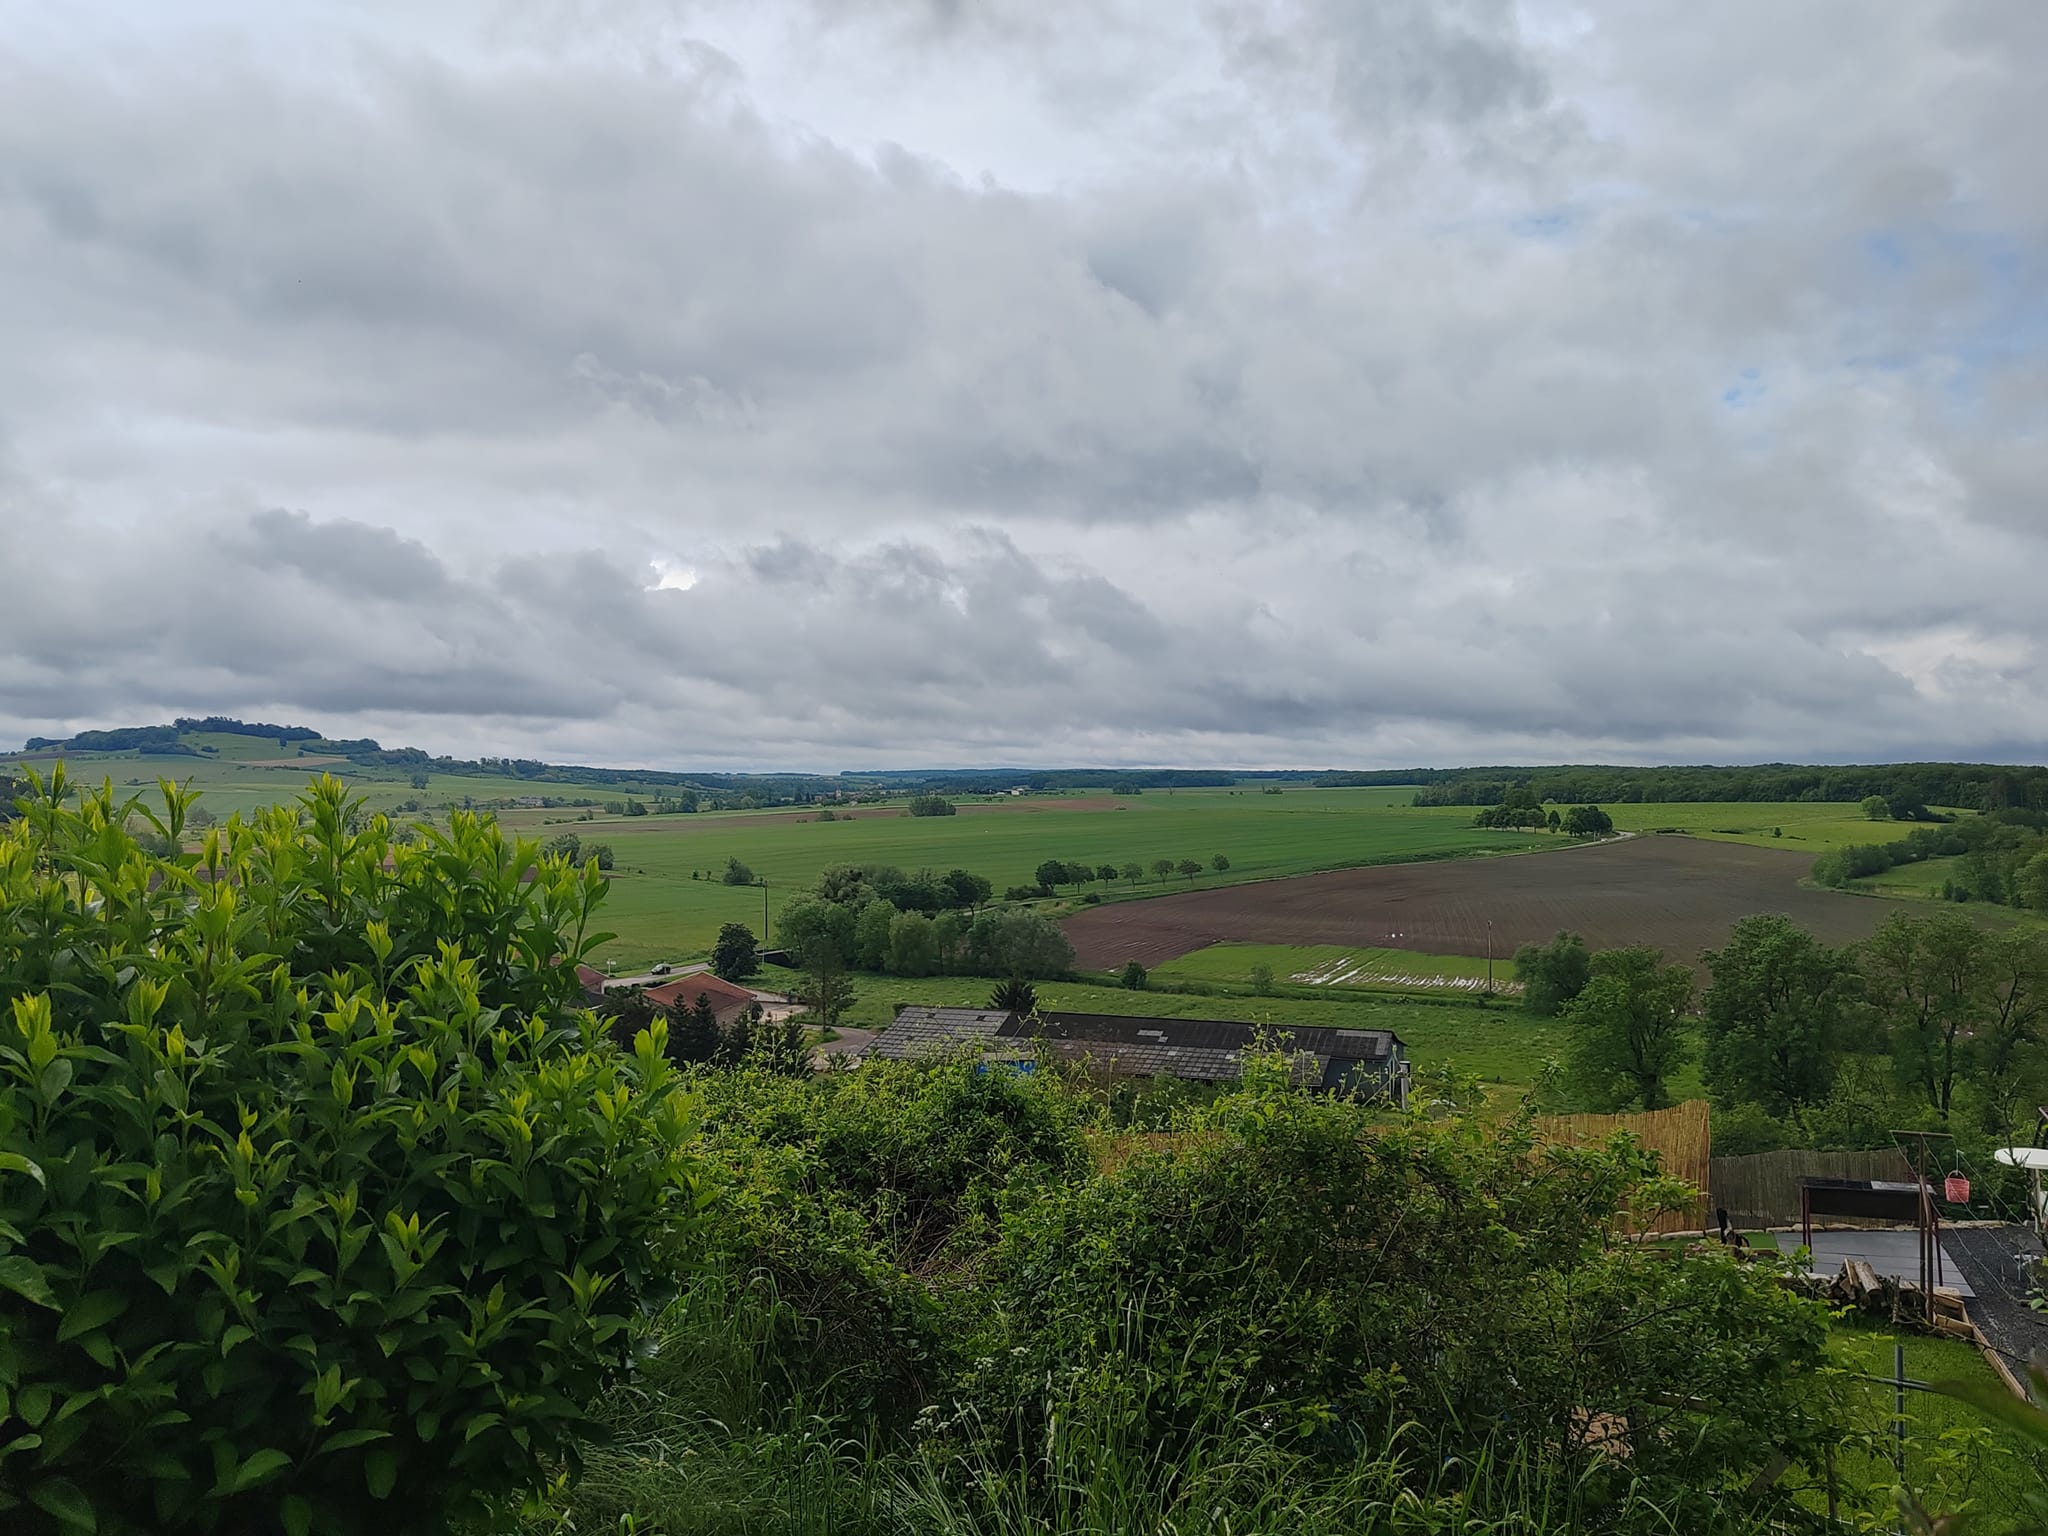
1, 1, 2044, 768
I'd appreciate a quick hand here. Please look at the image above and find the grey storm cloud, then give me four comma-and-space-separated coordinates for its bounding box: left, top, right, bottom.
0, 0, 2045, 769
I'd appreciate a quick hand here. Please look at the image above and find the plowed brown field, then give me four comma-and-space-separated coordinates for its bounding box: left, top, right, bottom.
1062, 834, 1919, 971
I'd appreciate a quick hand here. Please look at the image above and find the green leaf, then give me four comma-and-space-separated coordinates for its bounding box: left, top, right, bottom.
28, 1478, 95, 1532
281, 1495, 312, 1536
57, 1291, 129, 1343
17, 1384, 52, 1426
364, 1447, 397, 1499
314, 1427, 390, 1455
1921, 1375, 2048, 1445
0, 1152, 45, 1188
0, 1256, 57, 1309
229, 1448, 293, 1493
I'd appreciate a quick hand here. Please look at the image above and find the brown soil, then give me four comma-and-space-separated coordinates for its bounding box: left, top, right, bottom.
1061, 835, 1923, 971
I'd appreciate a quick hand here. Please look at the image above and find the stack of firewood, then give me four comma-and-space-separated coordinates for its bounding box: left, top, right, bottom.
1827, 1257, 1974, 1337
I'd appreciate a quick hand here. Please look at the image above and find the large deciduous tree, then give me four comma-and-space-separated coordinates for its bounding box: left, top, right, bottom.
710, 920, 759, 981
778, 895, 858, 1028
1562, 804, 1615, 838
1512, 931, 1592, 1016
1700, 915, 1858, 1119
1860, 911, 1986, 1118
1563, 946, 1694, 1110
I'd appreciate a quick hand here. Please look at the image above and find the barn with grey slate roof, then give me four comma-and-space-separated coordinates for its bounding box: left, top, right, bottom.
863, 1006, 1407, 1105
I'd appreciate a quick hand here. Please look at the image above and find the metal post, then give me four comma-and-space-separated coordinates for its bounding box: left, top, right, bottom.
1893, 1341, 1907, 1480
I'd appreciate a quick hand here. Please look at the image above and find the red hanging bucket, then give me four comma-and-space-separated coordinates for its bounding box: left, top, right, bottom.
1943, 1172, 1970, 1204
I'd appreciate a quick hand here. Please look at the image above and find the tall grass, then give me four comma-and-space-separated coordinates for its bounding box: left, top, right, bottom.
526, 1274, 1803, 1536
520, 1267, 883, 1536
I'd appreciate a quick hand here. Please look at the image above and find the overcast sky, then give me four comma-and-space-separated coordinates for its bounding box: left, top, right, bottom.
3, 1, 2044, 770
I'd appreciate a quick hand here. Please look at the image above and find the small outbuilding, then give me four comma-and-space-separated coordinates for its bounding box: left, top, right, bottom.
642, 971, 760, 1029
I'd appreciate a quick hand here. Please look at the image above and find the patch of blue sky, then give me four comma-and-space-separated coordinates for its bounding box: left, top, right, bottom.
1509, 205, 1579, 241
1850, 222, 2046, 410
1720, 368, 1765, 409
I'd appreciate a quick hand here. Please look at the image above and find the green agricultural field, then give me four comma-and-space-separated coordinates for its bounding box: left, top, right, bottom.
548, 787, 1556, 966
1152, 941, 1507, 994
18, 750, 1984, 970
1606, 800, 1926, 852
4, 745, 702, 822
1848, 855, 1963, 899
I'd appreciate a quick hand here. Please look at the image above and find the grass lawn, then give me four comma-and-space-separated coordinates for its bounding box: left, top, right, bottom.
1152, 941, 1509, 994
1606, 800, 1930, 853
1851, 855, 1964, 899
1819, 1314, 2045, 1531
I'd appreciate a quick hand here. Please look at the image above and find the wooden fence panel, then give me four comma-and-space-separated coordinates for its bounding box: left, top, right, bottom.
1531, 1101, 1711, 1234
1708, 1148, 1914, 1230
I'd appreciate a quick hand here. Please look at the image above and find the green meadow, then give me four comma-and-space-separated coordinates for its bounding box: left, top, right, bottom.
1152, 941, 1503, 991
1603, 798, 1925, 852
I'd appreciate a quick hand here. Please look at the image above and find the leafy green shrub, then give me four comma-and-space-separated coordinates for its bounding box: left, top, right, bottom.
0, 771, 710, 1536
685, 1060, 1089, 1425
941, 1065, 1844, 1518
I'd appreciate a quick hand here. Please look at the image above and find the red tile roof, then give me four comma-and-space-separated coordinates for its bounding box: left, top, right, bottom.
641, 972, 757, 1014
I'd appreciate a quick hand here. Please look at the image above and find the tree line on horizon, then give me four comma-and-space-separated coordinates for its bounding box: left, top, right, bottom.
1404, 761, 2048, 812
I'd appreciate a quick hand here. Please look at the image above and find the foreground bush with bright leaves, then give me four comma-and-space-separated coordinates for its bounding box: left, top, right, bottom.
0, 772, 710, 1535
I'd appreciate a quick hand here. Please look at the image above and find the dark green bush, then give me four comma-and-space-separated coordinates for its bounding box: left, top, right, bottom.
942, 1064, 1845, 1518
0, 771, 710, 1535
684, 1060, 1089, 1425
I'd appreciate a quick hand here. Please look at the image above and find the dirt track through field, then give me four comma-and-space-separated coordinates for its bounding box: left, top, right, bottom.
1062, 835, 1922, 971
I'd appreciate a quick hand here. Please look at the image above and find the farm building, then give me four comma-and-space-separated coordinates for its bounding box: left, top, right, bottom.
641, 971, 760, 1029
864, 1006, 1408, 1105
